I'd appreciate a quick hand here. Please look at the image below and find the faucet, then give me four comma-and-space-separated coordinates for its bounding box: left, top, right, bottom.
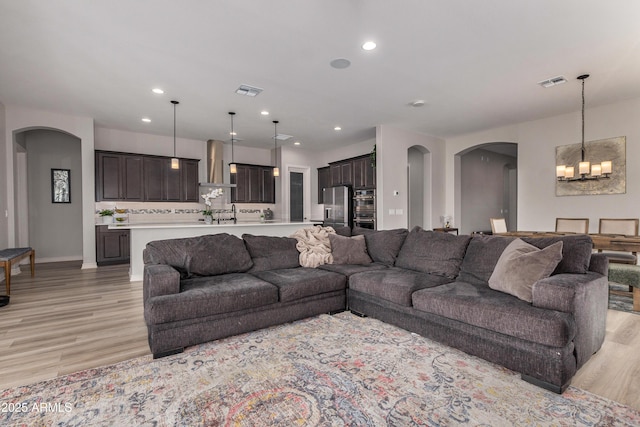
231, 204, 237, 223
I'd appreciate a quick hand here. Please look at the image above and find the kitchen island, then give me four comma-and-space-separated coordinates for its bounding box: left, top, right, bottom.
109, 221, 314, 281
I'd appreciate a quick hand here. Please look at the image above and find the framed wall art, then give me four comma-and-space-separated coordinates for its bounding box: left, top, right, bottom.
51, 168, 71, 203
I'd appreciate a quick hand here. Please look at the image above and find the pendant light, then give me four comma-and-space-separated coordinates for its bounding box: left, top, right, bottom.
556, 74, 612, 181
170, 100, 180, 170
272, 120, 280, 177
229, 112, 237, 174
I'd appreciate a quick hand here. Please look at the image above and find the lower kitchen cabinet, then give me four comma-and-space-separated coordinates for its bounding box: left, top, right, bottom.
96, 225, 130, 266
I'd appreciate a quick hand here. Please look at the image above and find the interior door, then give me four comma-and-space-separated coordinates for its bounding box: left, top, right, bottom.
290, 172, 304, 222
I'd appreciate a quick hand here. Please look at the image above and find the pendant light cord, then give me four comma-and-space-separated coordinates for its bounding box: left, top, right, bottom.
171, 100, 179, 158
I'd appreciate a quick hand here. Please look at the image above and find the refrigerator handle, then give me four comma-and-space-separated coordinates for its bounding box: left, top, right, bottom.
325, 207, 332, 219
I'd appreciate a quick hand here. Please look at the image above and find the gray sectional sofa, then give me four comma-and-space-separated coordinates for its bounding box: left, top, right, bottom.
142, 226, 608, 393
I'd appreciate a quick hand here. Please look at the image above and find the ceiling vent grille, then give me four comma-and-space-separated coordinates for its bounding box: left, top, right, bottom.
235, 84, 263, 97
538, 76, 567, 88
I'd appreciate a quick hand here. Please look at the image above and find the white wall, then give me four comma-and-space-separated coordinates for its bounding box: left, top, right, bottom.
0, 102, 7, 250
4, 106, 95, 268
26, 130, 83, 261
446, 97, 640, 233
376, 125, 446, 230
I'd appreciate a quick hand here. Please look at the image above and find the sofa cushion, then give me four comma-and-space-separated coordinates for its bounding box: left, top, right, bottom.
143, 233, 253, 278
252, 268, 346, 303
394, 227, 471, 278
243, 234, 300, 273
412, 281, 576, 348
145, 273, 278, 324
318, 262, 388, 277
457, 235, 516, 286
522, 234, 592, 275
364, 228, 409, 266
349, 267, 452, 307
329, 234, 373, 265
488, 239, 564, 302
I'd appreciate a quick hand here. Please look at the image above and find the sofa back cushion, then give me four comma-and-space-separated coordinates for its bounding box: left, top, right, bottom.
243, 234, 300, 272
329, 234, 372, 265
143, 233, 253, 278
395, 227, 471, 278
363, 228, 409, 266
522, 234, 592, 274
458, 235, 516, 286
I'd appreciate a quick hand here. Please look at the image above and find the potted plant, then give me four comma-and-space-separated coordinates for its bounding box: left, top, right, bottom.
99, 209, 114, 224
202, 208, 213, 224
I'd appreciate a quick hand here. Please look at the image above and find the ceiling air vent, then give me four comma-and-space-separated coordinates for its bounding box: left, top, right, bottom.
235, 84, 263, 97
274, 134, 293, 141
537, 76, 567, 88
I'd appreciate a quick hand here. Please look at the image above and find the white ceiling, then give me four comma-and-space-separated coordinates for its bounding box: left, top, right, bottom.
1, 0, 639, 151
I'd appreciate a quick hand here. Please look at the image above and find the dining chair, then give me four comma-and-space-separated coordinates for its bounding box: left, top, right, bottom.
555, 218, 589, 234
598, 218, 639, 265
490, 218, 508, 234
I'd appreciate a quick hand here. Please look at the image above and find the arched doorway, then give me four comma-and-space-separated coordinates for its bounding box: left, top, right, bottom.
407, 145, 431, 229
455, 142, 517, 234
14, 128, 83, 263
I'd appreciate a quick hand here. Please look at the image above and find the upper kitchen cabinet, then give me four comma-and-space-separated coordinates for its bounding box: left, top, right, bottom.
96, 150, 200, 202
95, 151, 143, 201
329, 161, 352, 186
352, 155, 376, 189
230, 164, 275, 204
317, 166, 330, 204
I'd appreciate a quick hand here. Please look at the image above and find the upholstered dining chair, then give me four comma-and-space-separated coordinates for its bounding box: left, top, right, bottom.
555, 218, 589, 234
490, 218, 508, 234
598, 218, 639, 265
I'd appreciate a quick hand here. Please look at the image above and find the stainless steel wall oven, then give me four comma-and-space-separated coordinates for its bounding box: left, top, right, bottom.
353, 189, 376, 229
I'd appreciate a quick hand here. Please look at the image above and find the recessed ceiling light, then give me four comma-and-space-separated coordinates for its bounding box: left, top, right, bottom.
261, 110, 269, 116
230, 132, 237, 136
362, 41, 377, 51
152, 88, 164, 94
334, 126, 342, 131
294, 141, 301, 146
141, 117, 151, 123
330, 58, 351, 69
411, 100, 426, 107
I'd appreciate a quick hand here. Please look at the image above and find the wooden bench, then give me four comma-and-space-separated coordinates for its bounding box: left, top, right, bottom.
608, 263, 640, 312
0, 247, 35, 295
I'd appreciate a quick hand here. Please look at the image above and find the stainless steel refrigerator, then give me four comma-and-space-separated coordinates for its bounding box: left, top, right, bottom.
323, 185, 352, 232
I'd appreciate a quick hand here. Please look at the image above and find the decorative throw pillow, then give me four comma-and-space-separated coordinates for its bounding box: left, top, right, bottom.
364, 228, 409, 266
488, 238, 563, 302
242, 234, 300, 273
329, 234, 373, 265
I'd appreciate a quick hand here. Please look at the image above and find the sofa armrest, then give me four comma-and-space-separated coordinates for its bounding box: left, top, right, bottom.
588, 253, 609, 276
143, 264, 180, 302
532, 272, 608, 368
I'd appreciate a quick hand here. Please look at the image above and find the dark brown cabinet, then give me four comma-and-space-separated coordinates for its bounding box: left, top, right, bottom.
330, 162, 353, 186
230, 164, 275, 203
317, 166, 330, 203
96, 226, 130, 266
96, 151, 199, 202
95, 152, 143, 201
352, 155, 376, 189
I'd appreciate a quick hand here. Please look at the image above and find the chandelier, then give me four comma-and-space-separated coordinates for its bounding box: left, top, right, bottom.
556, 74, 612, 181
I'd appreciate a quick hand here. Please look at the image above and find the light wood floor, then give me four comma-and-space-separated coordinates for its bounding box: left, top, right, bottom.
1, 261, 639, 411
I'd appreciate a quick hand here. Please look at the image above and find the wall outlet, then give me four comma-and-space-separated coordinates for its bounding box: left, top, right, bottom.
396, 209, 403, 215
388, 209, 395, 215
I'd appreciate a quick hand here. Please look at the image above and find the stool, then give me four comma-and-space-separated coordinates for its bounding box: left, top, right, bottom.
608, 263, 640, 312
0, 247, 35, 295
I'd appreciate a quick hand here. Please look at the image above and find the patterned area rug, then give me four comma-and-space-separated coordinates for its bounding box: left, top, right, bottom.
1, 312, 639, 426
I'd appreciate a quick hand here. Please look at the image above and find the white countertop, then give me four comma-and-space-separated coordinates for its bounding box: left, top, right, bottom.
108, 221, 314, 230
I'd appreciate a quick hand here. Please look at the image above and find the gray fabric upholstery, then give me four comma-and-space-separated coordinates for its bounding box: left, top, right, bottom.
412, 281, 575, 348
522, 234, 593, 275
457, 235, 516, 285
318, 262, 387, 277
363, 228, 409, 266
145, 273, 278, 324
242, 234, 300, 273
252, 268, 346, 303
349, 267, 451, 307
329, 234, 373, 265
144, 233, 253, 278
395, 226, 471, 278
588, 253, 609, 276
143, 264, 180, 301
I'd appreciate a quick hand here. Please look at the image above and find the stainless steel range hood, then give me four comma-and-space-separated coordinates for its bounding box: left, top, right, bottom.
200, 139, 236, 188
